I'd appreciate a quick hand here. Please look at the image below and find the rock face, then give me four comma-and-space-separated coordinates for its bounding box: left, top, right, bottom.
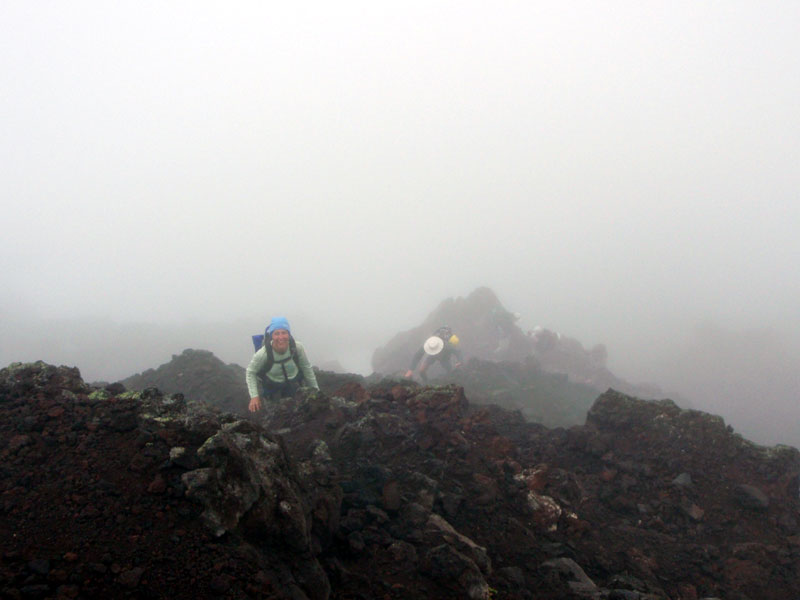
446, 356, 601, 428
3, 361, 800, 599
0, 361, 331, 599
371, 286, 664, 400
121, 349, 249, 416
371, 286, 531, 375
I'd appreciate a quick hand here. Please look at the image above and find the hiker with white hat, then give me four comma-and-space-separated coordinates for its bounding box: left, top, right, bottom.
404, 326, 464, 383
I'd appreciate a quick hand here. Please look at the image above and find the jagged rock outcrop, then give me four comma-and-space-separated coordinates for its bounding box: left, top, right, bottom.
3, 361, 800, 599
446, 356, 601, 428
371, 287, 531, 374
121, 349, 249, 416
371, 286, 665, 408
0, 362, 333, 599
258, 381, 800, 599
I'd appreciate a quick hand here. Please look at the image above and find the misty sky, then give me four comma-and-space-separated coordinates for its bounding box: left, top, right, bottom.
2, 3, 799, 444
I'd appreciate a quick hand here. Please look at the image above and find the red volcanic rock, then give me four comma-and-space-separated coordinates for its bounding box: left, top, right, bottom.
2, 363, 800, 600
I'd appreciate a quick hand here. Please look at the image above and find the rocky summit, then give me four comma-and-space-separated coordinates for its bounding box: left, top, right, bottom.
371, 286, 664, 401
2, 361, 800, 599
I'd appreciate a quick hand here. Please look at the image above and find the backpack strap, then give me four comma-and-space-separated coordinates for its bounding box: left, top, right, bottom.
262, 330, 275, 373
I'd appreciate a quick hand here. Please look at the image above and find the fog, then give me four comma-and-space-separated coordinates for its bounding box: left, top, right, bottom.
2, 3, 799, 446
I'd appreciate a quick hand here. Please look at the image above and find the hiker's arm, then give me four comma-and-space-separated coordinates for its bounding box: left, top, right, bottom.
296, 344, 319, 390
405, 347, 426, 378
408, 347, 424, 370
245, 347, 268, 399
450, 347, 464, 367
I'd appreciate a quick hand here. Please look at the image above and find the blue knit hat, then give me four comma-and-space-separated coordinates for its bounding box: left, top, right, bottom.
267, 316, 291, 335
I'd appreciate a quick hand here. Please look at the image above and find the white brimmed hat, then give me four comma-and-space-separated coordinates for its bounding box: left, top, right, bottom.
423, 336, 444, 355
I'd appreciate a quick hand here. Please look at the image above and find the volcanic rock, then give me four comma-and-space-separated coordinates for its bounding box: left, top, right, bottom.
2, 361, 800, 599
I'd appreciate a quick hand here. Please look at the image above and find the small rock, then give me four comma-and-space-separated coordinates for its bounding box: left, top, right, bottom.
421, 544, 489, 600
169, 446, 197, 469
147, 474, 167, 494
209, 575, 230, 594
27, 559, 50, 575
19, 584, 51, 598
47, 407, 65, 418
540, 558, 598, 596
472, 473, 499, 505
382, 480, 402, 511
117, 567, 144, 588
680, 498, 705, 521
388, 541, 418, 565
733, 484, 769, 510
609, 591, 641, 600
89, 563, 107, 574
347, 531, 365, 554
56, 584, 80, 599
672, 473, 692, 488
9, 435, 32, 452
498, 566, 525, 587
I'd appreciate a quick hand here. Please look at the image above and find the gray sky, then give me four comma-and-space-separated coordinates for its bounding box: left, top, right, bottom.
2, 2, 799, 444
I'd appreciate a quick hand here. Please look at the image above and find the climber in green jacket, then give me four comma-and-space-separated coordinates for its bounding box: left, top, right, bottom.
246, 316, 319, 412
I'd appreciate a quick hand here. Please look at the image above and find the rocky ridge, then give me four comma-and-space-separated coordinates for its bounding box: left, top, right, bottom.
2, 361, 799, 599
371, 287, 666, 403
441, 356, 600, 429
119, 349, 364, 420
119, 287, 665, 431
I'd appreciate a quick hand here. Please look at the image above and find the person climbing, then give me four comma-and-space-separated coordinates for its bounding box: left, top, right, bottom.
404, 326, 464, 383
246, 316, 319, 412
